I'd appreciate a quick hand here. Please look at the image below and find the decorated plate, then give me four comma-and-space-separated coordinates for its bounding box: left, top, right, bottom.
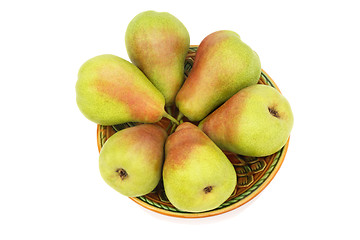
96, 46, 290, 218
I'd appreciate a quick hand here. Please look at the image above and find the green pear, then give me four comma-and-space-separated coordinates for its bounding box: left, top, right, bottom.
76, 54, 178, 125
125, 10, 190, 106
99, 124, 167, 197
163, 122, 237, 212
176, 30, 261, 121
199, 84, 294, 157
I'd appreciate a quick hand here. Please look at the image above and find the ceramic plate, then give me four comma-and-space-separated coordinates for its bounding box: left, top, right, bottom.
96, 46, 290, 218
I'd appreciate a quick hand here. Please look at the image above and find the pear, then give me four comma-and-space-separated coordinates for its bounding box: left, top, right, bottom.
163, 122, 237, 212
76, 54, 178, 125
199, 84, 294, 157
176, 30, 261, 121
125, 10, 190, 106
99, 124, 167, 197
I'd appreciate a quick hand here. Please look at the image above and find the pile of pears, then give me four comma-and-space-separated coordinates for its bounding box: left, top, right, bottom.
76, 11, 294, 213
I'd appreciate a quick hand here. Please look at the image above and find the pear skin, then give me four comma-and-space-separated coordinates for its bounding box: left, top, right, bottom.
125, 10, 190, 106
76, 54, 178, 125
199, 84, 294, 157
176, 30, 261, 121
99, 124, 167, 197
163, 122, 237, 212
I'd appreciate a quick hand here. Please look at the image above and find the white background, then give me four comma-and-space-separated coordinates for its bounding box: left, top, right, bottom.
1, 0, 359, 239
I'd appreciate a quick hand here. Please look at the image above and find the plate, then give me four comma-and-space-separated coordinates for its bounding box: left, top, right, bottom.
96, 46, 290, 218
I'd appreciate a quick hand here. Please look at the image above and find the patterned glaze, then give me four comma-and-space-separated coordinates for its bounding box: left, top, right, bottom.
96, 46, 289, 218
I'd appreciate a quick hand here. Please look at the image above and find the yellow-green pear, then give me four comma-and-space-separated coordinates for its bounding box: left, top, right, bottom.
176, 30, 261, 121
76, 54, 178, 126
99, 124, 167, 197
125, 10, 190, 106
163, 122, 237, 212
199, 84, 294, 157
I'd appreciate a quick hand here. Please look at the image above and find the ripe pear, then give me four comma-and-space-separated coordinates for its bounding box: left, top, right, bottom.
163, 122, 237, 212
76, 54, 178, 125
125, 10, 190, 106
199, 84, 294, 157
176, 30, 261, 121
99, 124, 167, 197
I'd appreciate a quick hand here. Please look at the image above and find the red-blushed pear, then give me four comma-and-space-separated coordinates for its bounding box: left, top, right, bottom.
99, 124, 167, 197
175, 30, 261, 121
76, 54, 178, 125
163, 122, 237, 212
125, 11, 190, 106
199, 84, 294, 157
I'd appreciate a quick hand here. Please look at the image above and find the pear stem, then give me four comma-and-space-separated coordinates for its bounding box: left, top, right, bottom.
166, 106, 173, 116
176, 112, 184, 122
168, 111, 185, 134
163, 111, 179, 125
165, 106, 174, 132
166, 122, 173, 132
169, 122, 177, 134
